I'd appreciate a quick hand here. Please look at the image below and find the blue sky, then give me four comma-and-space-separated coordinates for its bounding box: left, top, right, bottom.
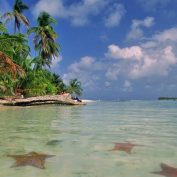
1, 0, 177, 100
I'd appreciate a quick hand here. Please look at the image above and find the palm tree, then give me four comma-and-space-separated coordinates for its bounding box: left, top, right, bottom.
67, 79, 83, 96
28, 12, 59, 69
0, 32, 30, 66
0, 24, 26, 79
52, 73, 66, 93
1, 0, 29, 33
0, 22, 27, 95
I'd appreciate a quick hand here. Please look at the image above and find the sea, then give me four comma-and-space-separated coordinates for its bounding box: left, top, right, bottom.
0, 100, 177, 177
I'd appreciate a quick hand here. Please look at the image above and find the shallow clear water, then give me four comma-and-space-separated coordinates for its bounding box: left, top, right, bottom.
0, 100, 177, 177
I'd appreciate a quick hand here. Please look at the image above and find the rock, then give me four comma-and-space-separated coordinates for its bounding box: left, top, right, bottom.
0, 94, 85, 106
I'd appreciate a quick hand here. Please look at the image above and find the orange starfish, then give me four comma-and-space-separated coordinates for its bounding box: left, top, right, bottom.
8, 152, 55, 169
152, 163, 177, 177
110, 142, 141, 154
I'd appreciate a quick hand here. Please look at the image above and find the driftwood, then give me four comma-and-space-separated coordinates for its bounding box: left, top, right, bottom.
0, 94, 85, 106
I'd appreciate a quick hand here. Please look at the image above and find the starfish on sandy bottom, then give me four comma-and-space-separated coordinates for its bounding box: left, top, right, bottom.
152, 163, 177, 177
7, 151, 55, 169
110, 142, 142, 154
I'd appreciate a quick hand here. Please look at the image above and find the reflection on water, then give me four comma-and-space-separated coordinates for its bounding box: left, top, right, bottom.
0, 101, 177, 176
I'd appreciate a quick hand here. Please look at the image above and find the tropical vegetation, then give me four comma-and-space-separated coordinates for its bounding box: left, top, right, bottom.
0, 0, 83, 98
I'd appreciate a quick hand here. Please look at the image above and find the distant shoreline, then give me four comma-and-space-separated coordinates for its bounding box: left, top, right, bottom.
82, 99, 96, 103
158, 97, 177, 101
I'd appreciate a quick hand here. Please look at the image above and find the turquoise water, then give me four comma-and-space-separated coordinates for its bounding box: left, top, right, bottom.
0, 101, 177, 177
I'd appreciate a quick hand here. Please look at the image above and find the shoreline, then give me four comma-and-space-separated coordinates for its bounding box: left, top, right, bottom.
82, 99, 96, 103
0, 94, 86, 106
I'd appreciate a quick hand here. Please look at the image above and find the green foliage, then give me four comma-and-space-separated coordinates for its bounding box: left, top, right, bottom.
0, 5, 83, 98
67, 79, 83, 96
14, 0, 29, 13
0, 22, 7, 33
0, 74, 16, 96
51, 73, 67, 94
1, 0, 29, 33
0, 33, 29, 60
21, 70, 57, 97
37, 12, 56, 26
28, 11, 59, 69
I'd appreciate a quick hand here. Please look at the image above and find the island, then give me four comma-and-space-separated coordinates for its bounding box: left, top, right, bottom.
0, 3, 84, 106
158, 97, 177, 101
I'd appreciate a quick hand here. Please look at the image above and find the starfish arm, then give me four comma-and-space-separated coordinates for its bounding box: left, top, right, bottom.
151, 171, 167, 176
30, 159, 45, 169
161, 163, 177, 172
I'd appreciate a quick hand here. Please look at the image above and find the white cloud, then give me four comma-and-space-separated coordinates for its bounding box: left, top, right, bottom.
62, 27, 177, 93
51, 55, 62, 68
33, 0, 108, 26
106, 27, 177, 80
138, 0, 170, 11
106, 45, 143, 61
63, 56, 104, 88
153, 28, 177, 42
32, 0, 64, 17
123, 80, 132, 92
127, 17, 154, 40
104, 3, 125, 28
105, 63, 120, 80
68, 56, 95, 72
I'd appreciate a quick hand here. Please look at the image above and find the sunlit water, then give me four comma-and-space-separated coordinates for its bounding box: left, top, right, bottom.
0, 100, 177, 177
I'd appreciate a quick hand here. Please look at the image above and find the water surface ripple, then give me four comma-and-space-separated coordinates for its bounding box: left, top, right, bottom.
0, 101, 177, 177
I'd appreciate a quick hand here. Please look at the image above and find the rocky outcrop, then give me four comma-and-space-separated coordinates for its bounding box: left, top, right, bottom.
0, 94, 85, 106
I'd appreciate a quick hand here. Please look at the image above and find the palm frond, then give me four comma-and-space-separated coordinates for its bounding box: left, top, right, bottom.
16, 12, 29, 27
1, 12, 14, 24
0, 51, 25, 79
0, 22, 7, 33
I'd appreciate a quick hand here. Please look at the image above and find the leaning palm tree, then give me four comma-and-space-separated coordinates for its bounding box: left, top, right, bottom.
28, 12, 59, 69
67, 79, 83, 96
1, 0, 29, 33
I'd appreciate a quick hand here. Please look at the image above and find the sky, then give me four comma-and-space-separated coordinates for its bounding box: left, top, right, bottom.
1, 0, 177, 100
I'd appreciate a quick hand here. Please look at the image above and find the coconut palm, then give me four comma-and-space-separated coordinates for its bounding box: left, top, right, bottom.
0, 22, 28, 95
1, 0, 29, 33
0, 32, 30, 65
28, 12, 59, 69
52, 73, 67, 93
67, 79, 83, 96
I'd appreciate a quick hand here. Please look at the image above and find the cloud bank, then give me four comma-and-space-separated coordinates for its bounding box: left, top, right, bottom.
126, 16, 154, 40
106, 27, 177, 80
33, 0, 125, 27
63, 27, 177, 92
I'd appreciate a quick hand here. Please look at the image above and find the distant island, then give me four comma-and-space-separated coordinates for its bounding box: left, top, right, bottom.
158, 97, 177, 101
0, 0, 83, 105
